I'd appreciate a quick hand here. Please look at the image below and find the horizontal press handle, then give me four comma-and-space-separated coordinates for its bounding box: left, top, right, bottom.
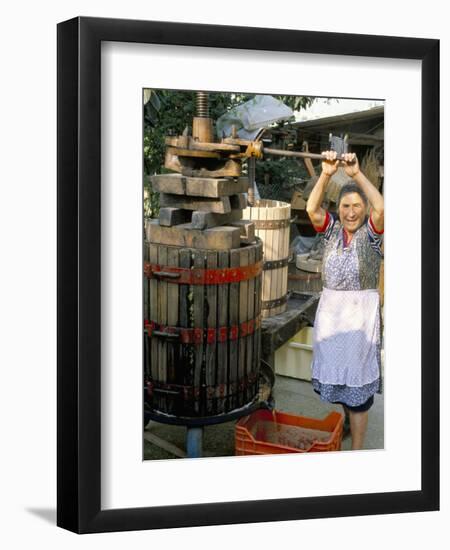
264, 148, 356, 163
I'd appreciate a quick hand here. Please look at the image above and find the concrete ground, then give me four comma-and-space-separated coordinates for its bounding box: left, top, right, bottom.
143, 375, 384, 460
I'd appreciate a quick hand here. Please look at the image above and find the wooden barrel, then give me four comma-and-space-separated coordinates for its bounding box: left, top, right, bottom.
243, 199, 291, 318
143, 238, 263, 419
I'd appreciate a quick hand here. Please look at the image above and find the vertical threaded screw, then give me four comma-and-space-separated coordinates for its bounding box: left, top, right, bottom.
196, 92, 209, 117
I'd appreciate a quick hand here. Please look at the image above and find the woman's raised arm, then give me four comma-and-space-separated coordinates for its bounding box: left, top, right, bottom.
306, 150, 339, 228
341, 153, 384, 232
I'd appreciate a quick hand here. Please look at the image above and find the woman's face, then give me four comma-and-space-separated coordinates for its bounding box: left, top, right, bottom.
338, 192, 367, 234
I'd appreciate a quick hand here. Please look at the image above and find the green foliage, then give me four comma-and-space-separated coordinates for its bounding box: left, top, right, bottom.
273, 95, 314, 113
143, 175, 160, 219
255, 157, 310, 202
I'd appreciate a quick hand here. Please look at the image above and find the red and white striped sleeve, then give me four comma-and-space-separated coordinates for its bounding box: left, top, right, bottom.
313, 211, 332, 233
367, 213, 384, 256
313, 211, 336, 241
368, 212, 384, 235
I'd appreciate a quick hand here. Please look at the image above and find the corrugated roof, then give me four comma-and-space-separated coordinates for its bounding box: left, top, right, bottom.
292, 105, 384, 130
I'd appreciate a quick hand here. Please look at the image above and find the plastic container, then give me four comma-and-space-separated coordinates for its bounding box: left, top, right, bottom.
235, 409, 343, 455
274, 326, 313, 381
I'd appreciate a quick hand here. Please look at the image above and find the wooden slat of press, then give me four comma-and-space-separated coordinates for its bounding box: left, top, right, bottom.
271, 203, 281, 315
257, 241, 263, 372
277, 205, 285, 315
273, 207, 281, 316
205, 250, 218, 415
166, 246, 179, 415
276, 204, 285, 315
281, 205, 290, 314
238, 246, 249, 408
253, 241, 262, 397
272, 205, 281, 316
144, 241, 150, 321
258, 241, 263, 382
217, 249, 229, 414
143, 241, 150, 380
265, 204, 273, 318
158, 244, 168, 413
251, 241, 258, 399
275, 204, 284, 315
252, 211, 260, 391
285, 205, 291, 307
144, 322, 150, 384
179, 249, 192, 413
263, 206, 273, 317
246, 244, 255, 404
266, 205, 275, 317
279, 216, 285, 316
193, 250, 205, 415
229, 247, 240, 411
258, 206, 267, 319
149, 243, 159, 410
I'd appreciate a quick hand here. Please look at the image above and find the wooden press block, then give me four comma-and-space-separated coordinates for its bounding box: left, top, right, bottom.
230, 193, 247, 210
290, 190, 307, 210
146, 220, 241, 250
151, 173, 249, 198
164, 149, 182, 174
230, 220, 255, 243
158, 207, 191, 227
185, 176, 248, 198
159, 193, 231, 213
191, 209, 243, 230
150, 173, 186, 195
181, 159, 241, 179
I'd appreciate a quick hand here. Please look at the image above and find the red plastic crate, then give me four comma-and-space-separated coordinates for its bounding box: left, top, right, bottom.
235, 409, 344, 455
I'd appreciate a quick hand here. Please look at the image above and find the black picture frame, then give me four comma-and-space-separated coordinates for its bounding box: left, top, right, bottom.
57, 16, 439, 534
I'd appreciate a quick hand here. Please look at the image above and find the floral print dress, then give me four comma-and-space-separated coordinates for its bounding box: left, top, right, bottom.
311, 212, 384, 407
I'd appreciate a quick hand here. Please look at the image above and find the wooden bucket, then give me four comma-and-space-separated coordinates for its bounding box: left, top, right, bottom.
144, 238, 263, 419
243, 200, 291, 318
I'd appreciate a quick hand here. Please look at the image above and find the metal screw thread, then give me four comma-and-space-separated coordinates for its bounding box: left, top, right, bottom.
196, 92, 209, 117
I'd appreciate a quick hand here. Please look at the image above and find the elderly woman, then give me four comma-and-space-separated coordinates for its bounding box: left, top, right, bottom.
306, 151, 384, 450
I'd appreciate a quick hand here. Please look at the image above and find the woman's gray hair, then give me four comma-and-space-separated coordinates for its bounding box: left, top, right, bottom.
337, 182, 368, 208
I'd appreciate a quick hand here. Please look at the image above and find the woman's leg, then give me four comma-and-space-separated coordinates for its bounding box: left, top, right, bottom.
348, 410, 369, 450
342, 405, 351, 437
